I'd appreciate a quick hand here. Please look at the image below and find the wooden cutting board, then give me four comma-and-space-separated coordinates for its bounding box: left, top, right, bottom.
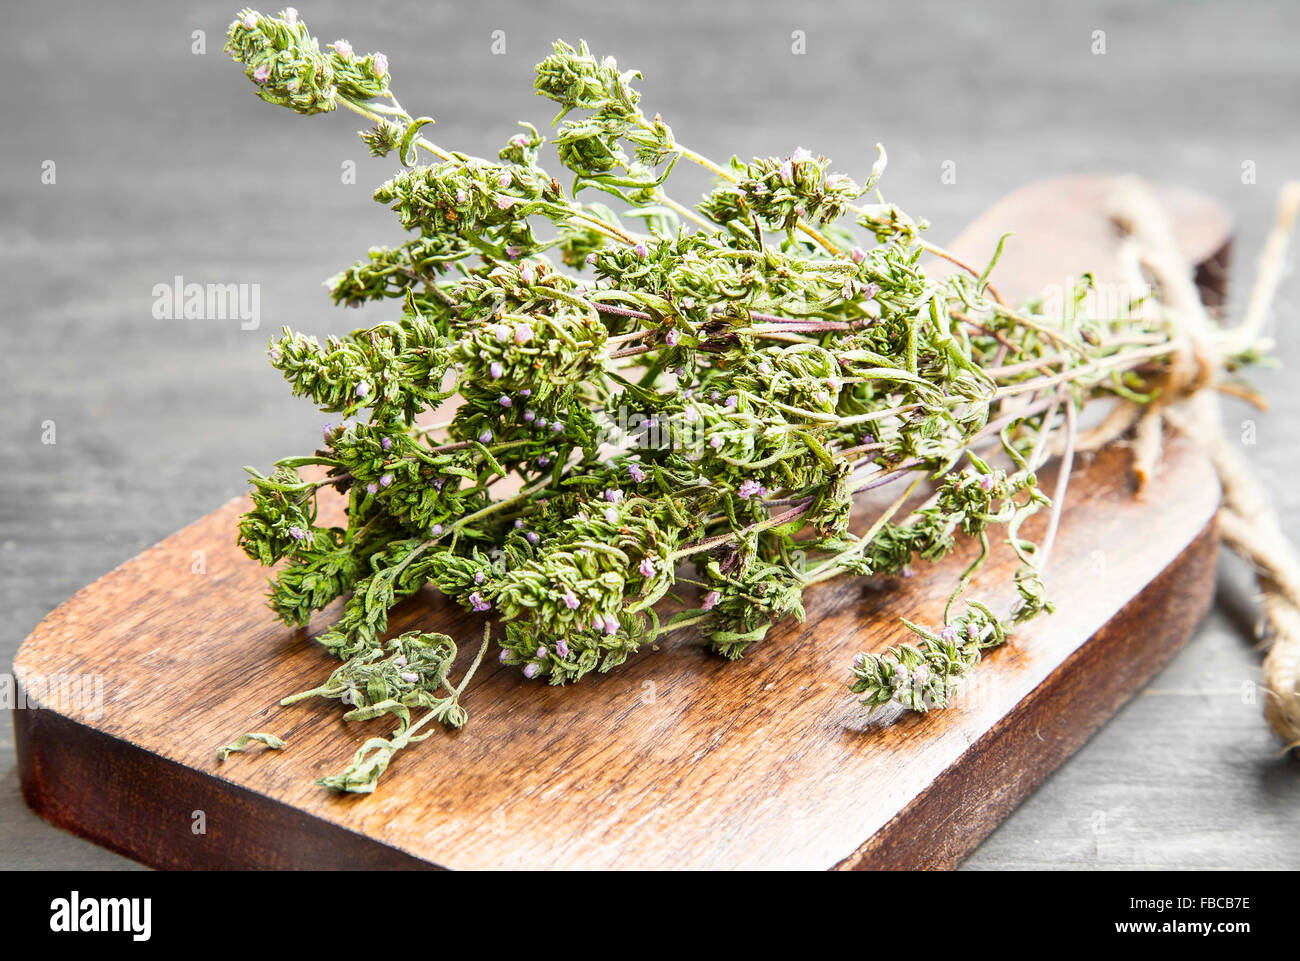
13, 176, 1230, 870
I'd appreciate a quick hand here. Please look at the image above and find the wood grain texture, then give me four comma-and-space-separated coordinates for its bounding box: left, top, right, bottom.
12, 176, 1227, 870
926, 175, 1232, 309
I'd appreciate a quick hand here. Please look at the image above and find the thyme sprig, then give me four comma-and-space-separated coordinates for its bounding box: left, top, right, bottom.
222, 9, 1256, 791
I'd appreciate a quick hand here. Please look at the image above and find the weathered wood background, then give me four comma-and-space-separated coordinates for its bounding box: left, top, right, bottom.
2, 0, 1298, 869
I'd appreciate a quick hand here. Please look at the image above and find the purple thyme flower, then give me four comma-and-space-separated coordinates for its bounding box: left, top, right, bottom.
393, 655, 407, 668
243, 12, 257, 28
939, 624, 960, 644
556, 638, 570, 658
523, 409, 535, 422
498, 648, 511, 664
475, 571, 486, 585
456, 188, 468, 204
379, 473, 393, 488
535, 418, 548, 430
489, 361, 504, 379
400, 671, 419, 684
592, 613, 605, 629
479, 429, 493, 444
980, 474, 995, 491
633, 241, 648, 259
519, 265, 534, 285
523, 663, 540, 679
372, 52, 388, 77
497, 172, 511, 188
537, 455, 551, 468
499, 395, 512, 408
505, 245, 521, 259
514, 325, 532, 344
551, 420, 564, 433
603, 615, 618, 635
366, 482, 378, 495
702, 590, 720, 611
519, 388, 531, 397
912, 664, 931, 685
604, 507, 619, 524
252, 63, 271, 83
494, 323, 512, 343
496, 196, 513, 210
288, 526, 306, 541
526, 531, 539, 544
430, 524, 443, 536
628, 463, 646, 483
665, 329, 679, 347
586, 252, 599, 266
737, 479, 764, 500
709, 434, 723, 449
562, 589, 579, 610
381, 436, 392, 450
468, 592, 491, 612
605, 488, 624, 503
536, 646, 548, 659
639, 557, 656, 577
791, 146, 813, 163
355, 381, 370, 399
514, 519, 525, 529
725, 395, 738, 408
268, 347, 281, 362
332, 39, 352, 59
779, 159, 793, 183
851, 246, 866, 265
285, 7, 298, 23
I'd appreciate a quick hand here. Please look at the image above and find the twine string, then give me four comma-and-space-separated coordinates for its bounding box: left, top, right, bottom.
1107, 178, 1300, 751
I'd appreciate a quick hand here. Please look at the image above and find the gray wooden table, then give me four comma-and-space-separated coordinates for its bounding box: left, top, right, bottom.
2, 0, 1297, 870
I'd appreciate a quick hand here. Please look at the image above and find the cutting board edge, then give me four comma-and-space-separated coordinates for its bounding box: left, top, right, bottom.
12, 498, 1222, 872
13, 699, 437, 871
835, 514, 1221, 871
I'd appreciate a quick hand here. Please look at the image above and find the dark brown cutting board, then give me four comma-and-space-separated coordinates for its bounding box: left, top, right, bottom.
13, 176, 1230, 870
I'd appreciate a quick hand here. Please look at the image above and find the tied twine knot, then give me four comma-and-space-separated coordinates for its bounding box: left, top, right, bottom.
1164, 326, 1218, 401
1106, 178, 1300, 751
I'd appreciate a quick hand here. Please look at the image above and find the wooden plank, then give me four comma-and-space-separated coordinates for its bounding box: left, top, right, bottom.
12, 177, 1228, 870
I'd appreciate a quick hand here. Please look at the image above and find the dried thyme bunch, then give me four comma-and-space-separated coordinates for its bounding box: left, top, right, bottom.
222, 8, 1256, 792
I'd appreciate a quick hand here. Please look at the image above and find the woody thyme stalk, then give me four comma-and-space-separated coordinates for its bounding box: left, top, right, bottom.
218, 8, 1263, 792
